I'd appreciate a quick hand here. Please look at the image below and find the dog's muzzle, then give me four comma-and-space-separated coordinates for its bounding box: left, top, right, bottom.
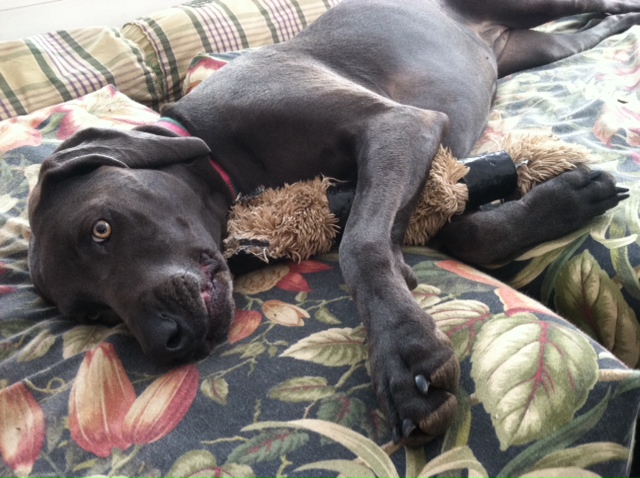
131, 257, 234, 364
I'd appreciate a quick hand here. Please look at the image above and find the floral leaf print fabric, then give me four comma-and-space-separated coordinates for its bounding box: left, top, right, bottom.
2, 13, 640, 475
471, 314, 598, 450
472, 18, 640, 369
554, 251, 640, 368
280, 326, 367, 366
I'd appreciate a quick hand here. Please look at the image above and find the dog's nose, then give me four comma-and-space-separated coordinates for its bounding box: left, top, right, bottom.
143, 315, 206, 363
161, 316, 187, 350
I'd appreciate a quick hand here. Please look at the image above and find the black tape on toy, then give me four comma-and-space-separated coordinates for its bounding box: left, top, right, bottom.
327, 181, 356, 233
461, 151, 517, 208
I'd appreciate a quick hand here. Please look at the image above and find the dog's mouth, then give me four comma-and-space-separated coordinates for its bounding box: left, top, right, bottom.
199, 252, 234, 342
92, 252, 235, 365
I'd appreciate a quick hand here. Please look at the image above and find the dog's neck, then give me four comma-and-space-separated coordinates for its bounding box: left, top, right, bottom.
156, 117, 238, 199
152, 118, 234, 249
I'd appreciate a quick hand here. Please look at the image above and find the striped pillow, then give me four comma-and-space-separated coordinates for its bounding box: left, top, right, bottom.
123, 0, 340, 104
0, 28, 161, 121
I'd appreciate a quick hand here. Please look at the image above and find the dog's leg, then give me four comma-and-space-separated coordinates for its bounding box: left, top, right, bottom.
340, 105, 459, 445
496, 12, 640, 76
450, 0, 640, 29
436, 166, 627, 265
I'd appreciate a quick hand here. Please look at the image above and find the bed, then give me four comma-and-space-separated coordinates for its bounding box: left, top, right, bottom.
1, 1, 640, 476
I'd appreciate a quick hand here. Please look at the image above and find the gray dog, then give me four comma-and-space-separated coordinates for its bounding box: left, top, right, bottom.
28, 0, 638, 445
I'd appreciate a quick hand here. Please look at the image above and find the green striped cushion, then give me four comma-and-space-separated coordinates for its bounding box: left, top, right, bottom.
123, 0, 339, 103
0, 28, 161, 121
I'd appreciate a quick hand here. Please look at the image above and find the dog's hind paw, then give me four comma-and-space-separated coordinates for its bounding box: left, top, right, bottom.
521, 165, 627, 237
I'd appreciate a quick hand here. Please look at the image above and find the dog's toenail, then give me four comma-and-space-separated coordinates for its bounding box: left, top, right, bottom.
415, 375, 430, 395
402, 419, 416, 438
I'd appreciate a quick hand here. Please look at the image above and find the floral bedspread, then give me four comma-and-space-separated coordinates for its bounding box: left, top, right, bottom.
1, 17, 640, 478
474, 20, 640, 371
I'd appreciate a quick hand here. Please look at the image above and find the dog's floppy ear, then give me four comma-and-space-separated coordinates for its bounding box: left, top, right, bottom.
36, 125, 211, 181
29, 125, 211, 220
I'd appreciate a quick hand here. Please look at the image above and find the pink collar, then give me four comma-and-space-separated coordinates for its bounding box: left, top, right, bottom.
156, 117, 237, 198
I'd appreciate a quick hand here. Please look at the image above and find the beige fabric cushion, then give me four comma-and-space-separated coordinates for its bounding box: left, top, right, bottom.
123, 0, 339, 103
0, 28, 161, 121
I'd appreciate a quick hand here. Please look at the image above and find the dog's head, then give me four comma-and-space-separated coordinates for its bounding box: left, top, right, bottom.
28, 126, 235, 363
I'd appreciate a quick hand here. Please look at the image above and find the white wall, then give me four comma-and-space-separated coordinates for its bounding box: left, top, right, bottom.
0, 0, 183, 41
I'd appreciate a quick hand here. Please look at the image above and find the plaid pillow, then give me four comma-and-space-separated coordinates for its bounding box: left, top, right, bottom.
0, 27, 161, 121
123, 0, 340, 103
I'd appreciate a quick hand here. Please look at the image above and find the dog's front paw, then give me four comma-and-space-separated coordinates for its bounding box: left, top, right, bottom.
369, 314, 460, 447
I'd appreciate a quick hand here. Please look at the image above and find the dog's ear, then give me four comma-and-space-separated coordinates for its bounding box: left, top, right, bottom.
28, 125, 211, 220
37, 125, 210, 181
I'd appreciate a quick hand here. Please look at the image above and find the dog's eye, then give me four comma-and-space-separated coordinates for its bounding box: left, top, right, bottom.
92, 220, 112, 243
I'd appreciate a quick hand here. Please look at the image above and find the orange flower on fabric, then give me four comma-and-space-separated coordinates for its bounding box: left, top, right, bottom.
123, 365, 199, 445
593, 102, 640, 147
53, 85, 158, 140
0, 263, 17, 295
263, 300, 309, 327
184, 55, 230, 94
68, 343, 136, 458
0, 382, 45, 477
69, 344, 200, 458
495, 286, 561, 319
228, 310, 263, 344
436, 260, 505, 288
275, 260, 333, 293
0, 118, 42, 154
